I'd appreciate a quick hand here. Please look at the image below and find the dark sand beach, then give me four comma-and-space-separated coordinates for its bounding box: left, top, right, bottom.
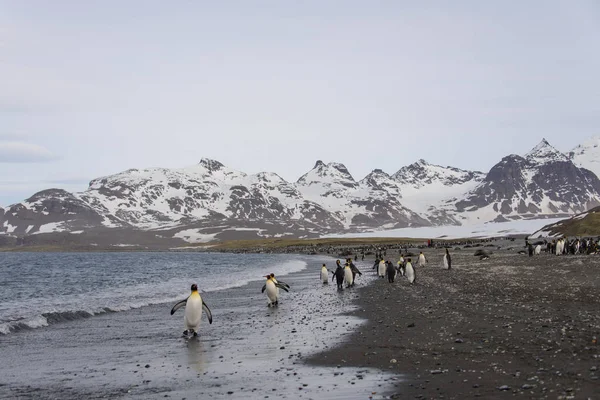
2, 245, 600, 399
309, 247, 600, 399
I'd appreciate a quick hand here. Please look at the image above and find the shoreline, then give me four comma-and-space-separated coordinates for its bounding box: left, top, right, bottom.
0, 254, 397, 399
306, 248, 600, 398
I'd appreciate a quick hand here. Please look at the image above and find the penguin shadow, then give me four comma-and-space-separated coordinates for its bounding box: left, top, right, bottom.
185, 337, 207, 372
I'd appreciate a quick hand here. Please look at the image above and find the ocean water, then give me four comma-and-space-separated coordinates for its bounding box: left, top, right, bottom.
0, 252, 314, 335
0, 252, 400, 399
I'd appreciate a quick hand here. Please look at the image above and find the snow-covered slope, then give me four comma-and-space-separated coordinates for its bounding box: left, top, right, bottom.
2, 137, 600, 243
391, 160, 485, 224
453, 139, 600, 223
569, 136, 600, 178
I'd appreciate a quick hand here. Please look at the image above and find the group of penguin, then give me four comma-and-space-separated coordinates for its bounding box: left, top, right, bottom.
170, 273, 291, 338
170, 249, 452, 338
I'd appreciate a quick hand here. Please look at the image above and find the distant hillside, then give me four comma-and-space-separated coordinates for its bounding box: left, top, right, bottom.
529, 206, 600, 238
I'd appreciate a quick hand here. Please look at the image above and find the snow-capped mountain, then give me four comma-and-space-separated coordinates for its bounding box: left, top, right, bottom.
453, 139, 600, 222
569, 136, 600, 178
391, 159, 486, 224
2, 137, 600, 246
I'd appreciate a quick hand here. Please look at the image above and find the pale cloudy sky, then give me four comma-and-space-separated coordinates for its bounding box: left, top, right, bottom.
1, 1, 599, 206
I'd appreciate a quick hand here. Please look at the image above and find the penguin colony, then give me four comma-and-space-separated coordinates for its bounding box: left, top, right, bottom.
170, 236, 598, 337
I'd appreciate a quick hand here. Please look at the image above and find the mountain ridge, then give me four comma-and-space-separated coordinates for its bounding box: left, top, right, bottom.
2, 137, 600, 246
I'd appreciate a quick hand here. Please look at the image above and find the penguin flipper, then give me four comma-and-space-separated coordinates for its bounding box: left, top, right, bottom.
275, 283, 289, 292
261, 284, 266, 293
278, 280, 291, 289
170, 299, 187, 315
202, 301, 213, 324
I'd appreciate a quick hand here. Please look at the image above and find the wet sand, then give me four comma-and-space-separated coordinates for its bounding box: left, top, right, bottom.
308, 248, 600, 398
0, 260, 396, 400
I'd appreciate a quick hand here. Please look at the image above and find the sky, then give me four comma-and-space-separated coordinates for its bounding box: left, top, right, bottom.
1, 1, 600, 206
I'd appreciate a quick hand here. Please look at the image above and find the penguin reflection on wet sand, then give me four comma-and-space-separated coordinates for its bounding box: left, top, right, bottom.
262, 274, 289, 307
171, 284, 213, 337
332, 260, 345, 290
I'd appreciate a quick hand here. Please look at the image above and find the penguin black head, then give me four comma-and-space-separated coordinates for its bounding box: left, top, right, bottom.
336, 260, 341, 264
270, 273, 275, 278
191, 284, 198, 291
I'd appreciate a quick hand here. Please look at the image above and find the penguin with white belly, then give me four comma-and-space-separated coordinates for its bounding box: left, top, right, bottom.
261, 274, 289, 307
171, 284, 213, 337
378, 259, 386, 278
320, 264, 329, 284
405, 258, 416, 284
418, 252, 427, 267
443, 248, 451, 270
344, 262, 354, 288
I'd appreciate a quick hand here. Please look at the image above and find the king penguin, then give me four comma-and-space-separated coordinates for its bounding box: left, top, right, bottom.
262, 274, 289, 306
405, 258, 416, 284
534, 244, 541, 255
344, 262, 354, 288
443, 248, 451, 270
418, 252, 427, 267
171, 284, 213, 337
321, 264, 329, 284
378, 259, 386, 278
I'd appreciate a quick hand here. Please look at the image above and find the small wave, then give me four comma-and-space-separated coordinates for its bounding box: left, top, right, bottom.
0, 256, 311, 335
0, 315, 49, 335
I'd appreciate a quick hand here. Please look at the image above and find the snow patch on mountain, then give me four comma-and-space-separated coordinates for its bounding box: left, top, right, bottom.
569, 136, 600, 178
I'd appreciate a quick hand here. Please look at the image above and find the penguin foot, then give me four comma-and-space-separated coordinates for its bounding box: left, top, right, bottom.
193, 331, 198, 337
183, 330, 189, 336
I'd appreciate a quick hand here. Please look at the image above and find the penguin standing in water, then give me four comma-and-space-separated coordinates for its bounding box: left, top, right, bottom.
386, 261, 396, 283
378, 259, 386, 278
443, 248, 452, 270
344, 262, 354, 288
262, 274, 289, 306
417, 252, 427, 267
320, 264, 329, 284
405, 258, 416, 284
171, 284, 213, 337
333, 260, 345, 290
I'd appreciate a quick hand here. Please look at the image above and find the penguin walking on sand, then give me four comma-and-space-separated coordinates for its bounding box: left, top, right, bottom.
386, 261, 396, 283
378, 259, 386, 278
333, 260, 345, 290
443, 248, 452, 270
262, 274, 289, 307
171, 284, 213, 337
344, 262, 354, 288
405, 258, 416, 284
397, 256, 405, 276
320, 264, 329, 284
418, 252, 427, 267
349, 259, 362, 283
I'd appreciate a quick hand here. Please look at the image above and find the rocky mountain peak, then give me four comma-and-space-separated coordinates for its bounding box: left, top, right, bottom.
297, 161, 356, 185
198, 158, 225, 171
525, 139, 569, 164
